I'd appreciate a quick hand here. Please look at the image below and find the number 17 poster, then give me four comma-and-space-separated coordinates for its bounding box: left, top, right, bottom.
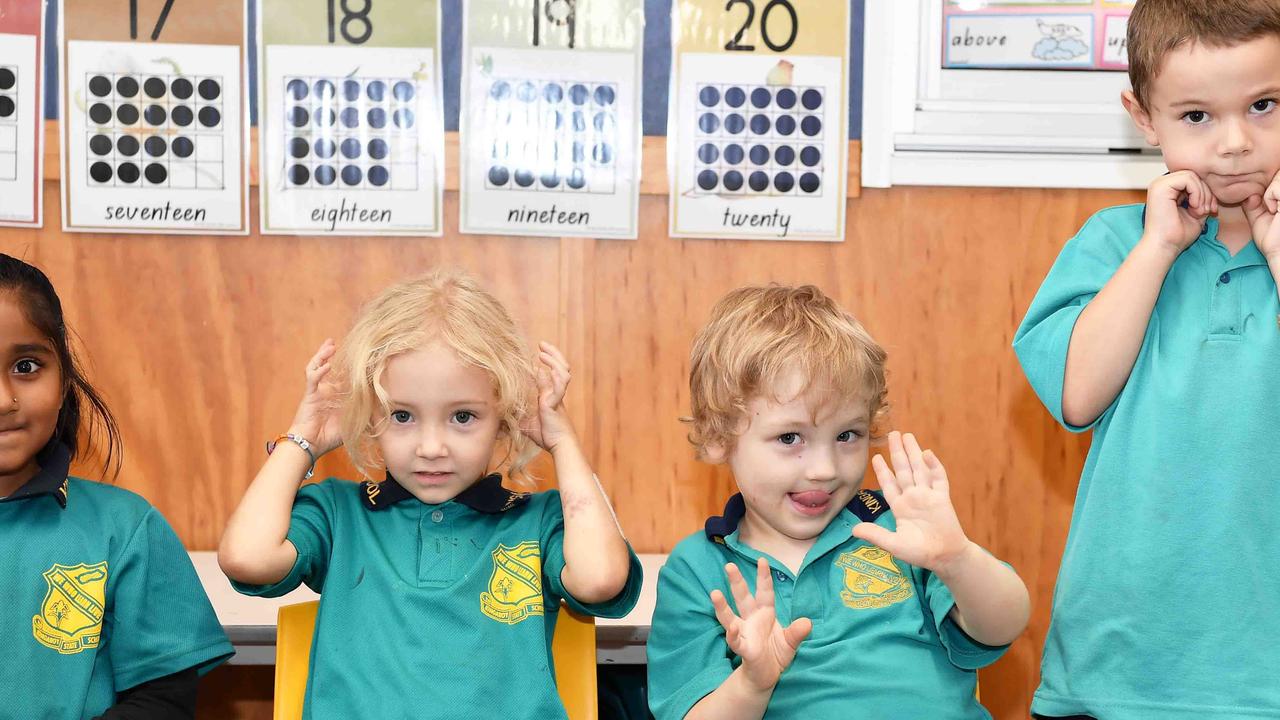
669, 0, 849, 241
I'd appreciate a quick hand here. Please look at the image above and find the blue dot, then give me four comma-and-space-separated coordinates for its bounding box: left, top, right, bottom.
572, 112, 587, 132
341, 107, 360, 128
366, 80, 387, 101
313, 80, 335, 99
572, 141, 586, 163
699, 113, 720, 133
394, 109, 414, 128
313, 108, 335, 127
341, 165, 362, 186
393, 81, 415, 102
343, 80, 361, 101
594, 86, 616, 105
489, 166, 510, 186
776, 89, 797, 109
593, 144, 614, 164
567, 168, 587, 189
517, 82, 537, 102
698, 143, 720, 163
341, 138, 362, 159
776, 116, 796, 136
723, 170, 744, 191
515, 169, 535, 187
315, 165, 336, 185
774, 172, 795, 192
287, 79, 309, 100
751, 88, 772, 108
541, 172, 561, 188
802, 89, 823, 110
543, 83, 564, 103
802, 116, 822, 136
368, 166, 390, 186
699, 86, 721, 107
801, 146, 822, 167
725, 87, 746, 108
724, 144, 745, 165
750, 114, 771, 134
289, 138, 309, 159
368, 139, 389, 160
698, 170, 719, 190
368, 108, 387, 128
570, 84, 590, 105
288, 164, 309, 185
290, 106, 309, 127
749, 171, 770, 192
724, 114, 746, 134
750, 145, 770, 165
775, 146, 795, 165
314, 139, 336, 158
490, 81, 511, 100
800, 172, 821, 193
594, 112, 613, 133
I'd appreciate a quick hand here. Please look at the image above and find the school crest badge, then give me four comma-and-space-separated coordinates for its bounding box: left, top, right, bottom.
480, 541, 544, 625
835, 546, 913, 610
32, 562, 108, 654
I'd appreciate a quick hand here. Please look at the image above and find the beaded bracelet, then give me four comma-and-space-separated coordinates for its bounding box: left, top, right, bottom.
266, 433, 316, 480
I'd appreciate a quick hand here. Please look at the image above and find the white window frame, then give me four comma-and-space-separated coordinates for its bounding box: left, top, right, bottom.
861, 0, 1167, 189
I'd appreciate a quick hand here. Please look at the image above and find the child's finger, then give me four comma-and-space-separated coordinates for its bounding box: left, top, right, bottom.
852, 521, 897, 553
783, 617, 812, 650
887, 431, 915, 488
871, 455, 901, 501
922, 450, 949, 491
725, 563, 756, 616
539, 341, 570, 368
754, 557, 775, 609
902, 433, 931, 489
710, 589, 739, 631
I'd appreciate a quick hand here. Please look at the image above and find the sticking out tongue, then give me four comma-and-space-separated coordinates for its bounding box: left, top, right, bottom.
789, 490, 831, 508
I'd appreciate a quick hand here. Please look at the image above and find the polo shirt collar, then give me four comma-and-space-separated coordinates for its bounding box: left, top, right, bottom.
703, 488, 889, 543
359, 472, 531, 513
0, 441, 71, 508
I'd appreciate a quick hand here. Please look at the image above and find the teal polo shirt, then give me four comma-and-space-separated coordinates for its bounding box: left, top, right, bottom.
1014, 204, 1280, 720
234, 474, 643, 720
647, 490, 1007, 720
0, 443, 233, 720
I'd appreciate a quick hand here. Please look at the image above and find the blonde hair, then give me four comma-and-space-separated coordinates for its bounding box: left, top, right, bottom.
1127, 0, 1280, 109
687, 284, 888, 459
335, 269, 539, 483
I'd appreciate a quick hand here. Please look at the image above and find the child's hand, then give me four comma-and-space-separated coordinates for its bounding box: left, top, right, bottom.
851, 431, 974, 577
1243, 170, 1280, 261
286, 339, 343, 457
1142, 170, 1217, 255
520, 342, 578, 452
710, 558, 812, 692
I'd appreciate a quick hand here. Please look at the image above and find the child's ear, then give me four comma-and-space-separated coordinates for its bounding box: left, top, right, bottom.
701, 442, 728, 464
1122, 89, 1160, 147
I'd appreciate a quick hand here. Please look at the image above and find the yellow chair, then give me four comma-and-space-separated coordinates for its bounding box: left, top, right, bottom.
273, 600, 598, 720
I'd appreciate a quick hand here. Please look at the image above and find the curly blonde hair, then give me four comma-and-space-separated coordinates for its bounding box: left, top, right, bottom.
687, 284, 888, 459
335, 269, 539, 483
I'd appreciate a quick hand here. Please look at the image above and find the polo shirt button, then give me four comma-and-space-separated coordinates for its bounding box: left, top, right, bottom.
431, 510, 444, 523
775, 571, 788, 582
1219, 272, 1231, 284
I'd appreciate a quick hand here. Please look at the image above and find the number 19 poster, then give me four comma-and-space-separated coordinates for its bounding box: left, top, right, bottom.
669, 0, 849, 241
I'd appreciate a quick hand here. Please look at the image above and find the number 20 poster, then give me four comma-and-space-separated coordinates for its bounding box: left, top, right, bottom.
669, 0, 849, 241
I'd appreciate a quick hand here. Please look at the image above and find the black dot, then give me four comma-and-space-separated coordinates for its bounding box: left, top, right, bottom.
699, 86, 720, 107
117, 162, 140, 183
570, 84, 590, 105
594, 86, 616, 106
89, 162, 113, 183
490, 81, 510, 100
198, 79, 221, 100
698, 113, 719, 133
172, 105, 194, 126
724, 114, 745, 134
776, 116, 796, 136
170, 78, 194, 99
89, 135, 113, 155
488, 166, 510, 186
514, 169, 535, 187
289, 106, 309, 127
0, 68, 11, 90
802, 89, 823, 110
116, 104, 139, 125
367, 108, 387, 128
517, 82, 537, 102
751, 88, 771, 108
89, 103, 112, 124
145, 163, 167, 184
394, 109, 414, 128
749, 171, 769, 192
567, 168, 586, 189
541, 171, 560, 188
776, 89, 797, 109
750, 114, 770, 134
543, 83, 564, 103
145, 136, 167, 157
368, 166, 389, 187
172, 137, 194, 158
393, 81, 415, 102
116, 76, 138, 97
802, 116, 822, 136
366, 80, 387, 101
697, 170, 718, 191
724, 87, 746, 108
144, 77, 166, 98
313, 108, 335, 127
698, 143, 720, 163
88, 75, 111, 96
144, 105, 166, 125
341, 108, 360, 128
314, 139, 336, 158
593, 144, 613, 164
0, 96, 16, 117
749, 145, 770, 165
340, 166, 362, 186
340, 138, 361, 159
287, 79, 309, 100
116, 135, 139, 156
800, 172, 821, 193
723, 170, 744, 191
311, 80, 333, 101
774, 172, 795, 193
288, 164, 310, 185
289, 137, 309, 159
343, 80, 362, 102
315, 165, 336, 185
800, 146, 822, 167
368, 139, 389, 160
199, 107, 221, 127
724, 144, 744, 165
775, 146, 796, 165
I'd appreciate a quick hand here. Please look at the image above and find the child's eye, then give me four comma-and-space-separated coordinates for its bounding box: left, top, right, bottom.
391, 410, 412, 424
452, 410, 475, 424
836, 430, 861, 443
778, 432, 800, 446
1182, 110, 1209, 124
1252, 99, 1277, 114
12, 358, 40, 375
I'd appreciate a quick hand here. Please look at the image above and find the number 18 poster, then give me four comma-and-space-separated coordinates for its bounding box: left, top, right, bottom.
669, 0, 849, 241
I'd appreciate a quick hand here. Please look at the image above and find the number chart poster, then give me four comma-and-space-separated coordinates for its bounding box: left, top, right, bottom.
0, 0, 45, 227
669, 0, 850, 242
60, 0, 250, 234
460, 0, 645, 239
943, 1, 1135, 71
258, 0, 444, 235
